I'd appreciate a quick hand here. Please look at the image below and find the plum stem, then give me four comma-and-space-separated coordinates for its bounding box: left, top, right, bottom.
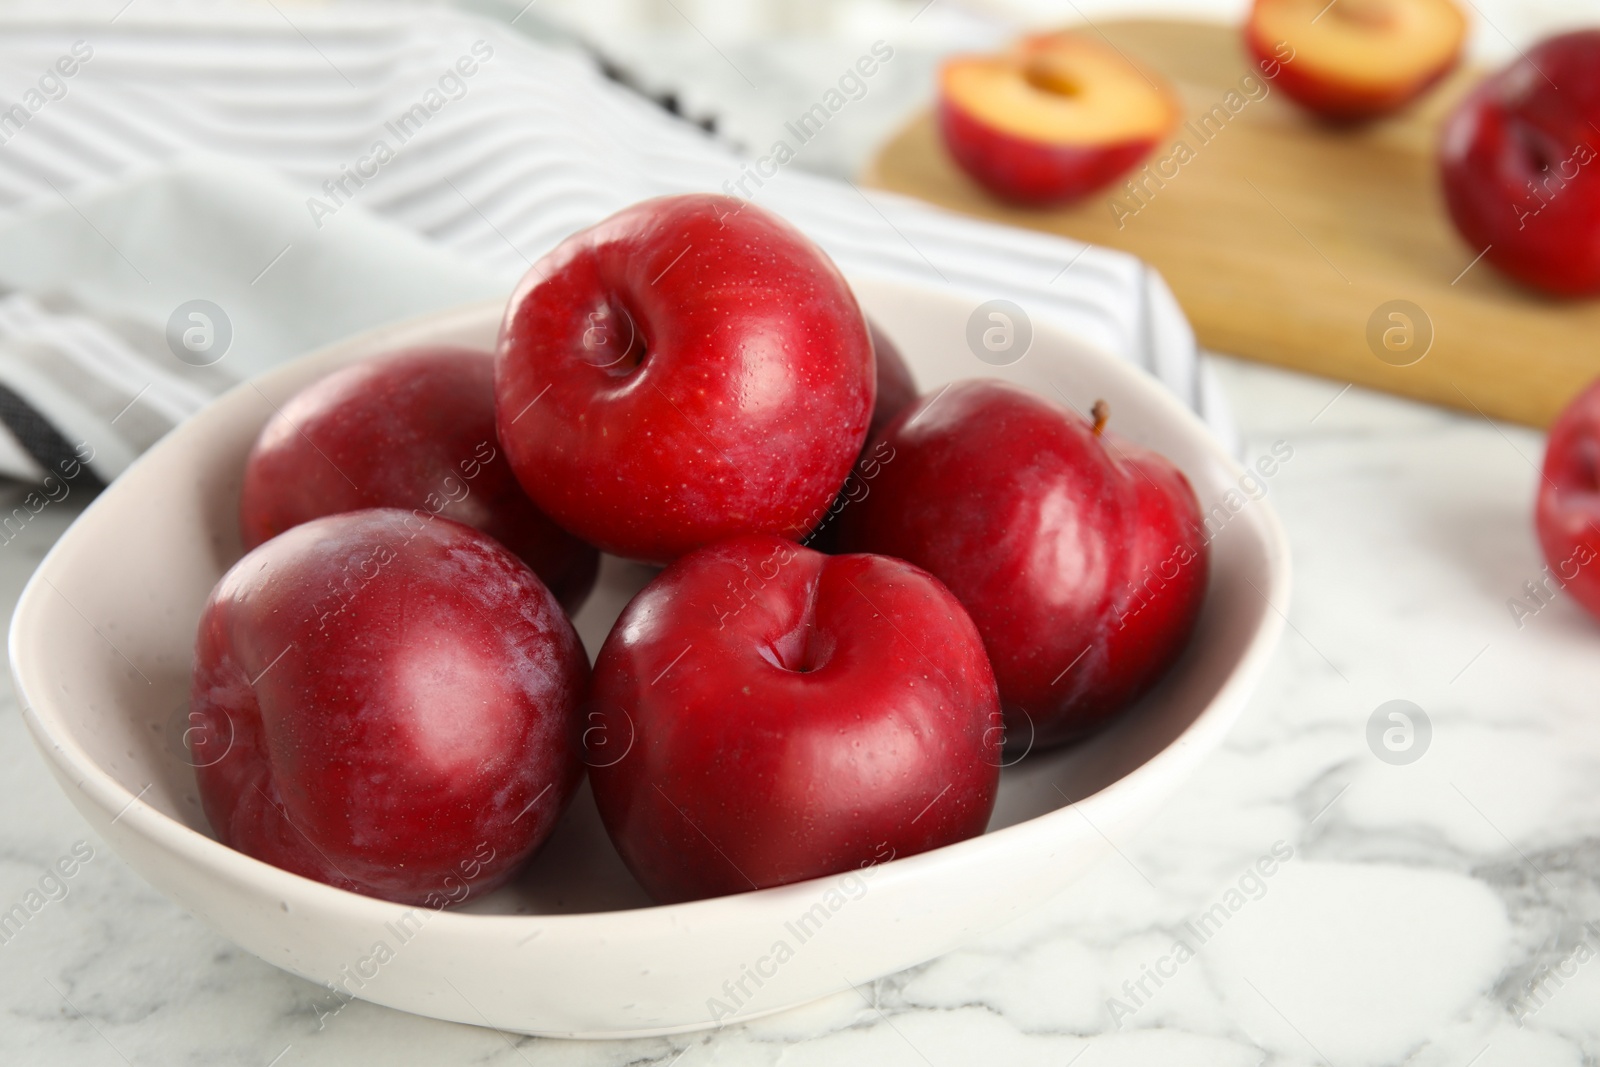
1091, 400, 1110, 436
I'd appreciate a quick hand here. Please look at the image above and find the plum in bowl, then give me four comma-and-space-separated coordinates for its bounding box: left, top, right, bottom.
8, 279, 1288, 1037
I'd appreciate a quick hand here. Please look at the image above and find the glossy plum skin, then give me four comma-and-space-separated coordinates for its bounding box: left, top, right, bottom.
1440, 33, 1600, 296
938, 97, 1159, 206
867, 320, 918, 441
191, 509, 588, 906
837, 381, 1208, 749
1537, 379, 1600, 620
585, 534, 1001, 904
805, 322, 917, 553
495, 194, 875, 565
239, 347, 598, 612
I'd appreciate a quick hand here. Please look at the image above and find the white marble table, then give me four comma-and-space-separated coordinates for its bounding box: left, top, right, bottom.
4, 351, 1596, 1065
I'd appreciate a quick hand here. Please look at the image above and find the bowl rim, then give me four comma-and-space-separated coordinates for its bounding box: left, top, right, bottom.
8, 290, 1291, 937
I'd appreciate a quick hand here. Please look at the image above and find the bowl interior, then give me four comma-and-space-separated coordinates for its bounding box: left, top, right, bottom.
11, 277, 1286, 920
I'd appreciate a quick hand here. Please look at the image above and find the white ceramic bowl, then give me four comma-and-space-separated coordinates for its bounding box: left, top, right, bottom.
8, 277, 1288, 1038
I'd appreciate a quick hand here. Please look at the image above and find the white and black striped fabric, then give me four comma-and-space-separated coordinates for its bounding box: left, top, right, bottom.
0, 0, 1231, 485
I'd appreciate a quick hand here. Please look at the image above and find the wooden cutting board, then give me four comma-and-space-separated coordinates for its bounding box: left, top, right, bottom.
864, 19, 1597, 429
